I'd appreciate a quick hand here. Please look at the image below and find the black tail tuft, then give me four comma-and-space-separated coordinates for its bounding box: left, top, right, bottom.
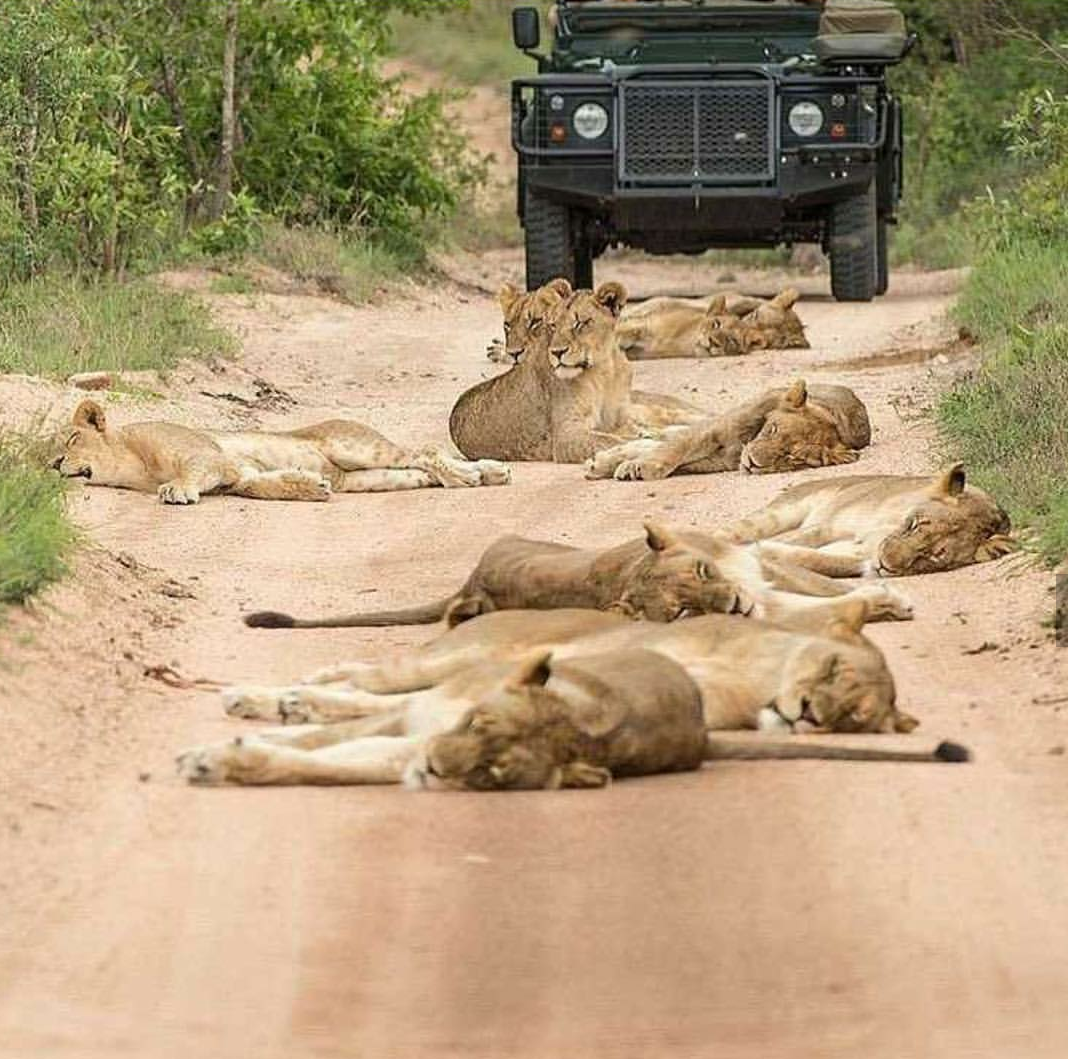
935, 740, 971, 764
244, 611, 296, 629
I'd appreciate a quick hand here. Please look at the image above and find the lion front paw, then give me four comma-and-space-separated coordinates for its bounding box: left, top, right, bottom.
486, 339, 508, 363
857, 584, 915, 622
177, 737, 277, 785
278, 690, 320, 725
158, 481, 200, 505
221, 686, 286, 721
615, 459, 669, 482
474, 460, 512, 487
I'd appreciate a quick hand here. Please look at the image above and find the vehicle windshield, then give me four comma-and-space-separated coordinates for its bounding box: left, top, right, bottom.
552, 1, 821, 69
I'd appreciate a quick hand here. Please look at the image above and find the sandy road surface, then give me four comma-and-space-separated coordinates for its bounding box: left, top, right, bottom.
2, 258, 1067, 1059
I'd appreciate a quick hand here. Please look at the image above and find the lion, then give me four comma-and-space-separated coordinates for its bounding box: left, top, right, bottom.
722, 465, 1017, 577
617, 289, 809, 360
243, 519, 913, 633
451, 280, 706, 464
586, 379, 870, 481
178, 608, 967, 788
53, 400, 510, 504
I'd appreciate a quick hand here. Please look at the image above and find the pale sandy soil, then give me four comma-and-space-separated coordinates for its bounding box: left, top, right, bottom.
1, 254, 1066, 1059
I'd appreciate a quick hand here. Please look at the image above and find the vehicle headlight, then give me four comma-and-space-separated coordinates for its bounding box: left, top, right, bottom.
788, 101, 824, 137
573, 102, 609, 140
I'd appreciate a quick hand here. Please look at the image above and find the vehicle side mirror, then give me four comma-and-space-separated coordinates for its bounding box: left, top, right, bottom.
513, 7, 541, 51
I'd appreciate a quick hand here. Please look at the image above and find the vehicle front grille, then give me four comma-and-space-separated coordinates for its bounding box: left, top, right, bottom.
619, 80, 775, 186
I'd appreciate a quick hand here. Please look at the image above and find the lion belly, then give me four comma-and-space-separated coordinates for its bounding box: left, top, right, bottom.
211, 433, 332, 476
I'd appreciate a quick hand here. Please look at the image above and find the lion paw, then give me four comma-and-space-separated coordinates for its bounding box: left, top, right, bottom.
222, 686, 285, 721
158, 481, 200, 505
177, 737, 276, 785
474, 460, 512, 487
416, 450, 483, 489
857, 584, 915, 622
278, 690, 318, 725
486, 338, 508, 363
614, 459, 668, 482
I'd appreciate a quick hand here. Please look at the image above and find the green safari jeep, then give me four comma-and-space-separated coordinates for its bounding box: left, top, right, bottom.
510, 0, 913, 301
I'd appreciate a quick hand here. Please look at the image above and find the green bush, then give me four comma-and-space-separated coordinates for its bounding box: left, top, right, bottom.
0, 434, 76, 605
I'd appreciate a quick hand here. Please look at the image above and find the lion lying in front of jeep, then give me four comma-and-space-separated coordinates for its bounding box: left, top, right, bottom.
54, 399, 510, 504
178, 607, 968, 790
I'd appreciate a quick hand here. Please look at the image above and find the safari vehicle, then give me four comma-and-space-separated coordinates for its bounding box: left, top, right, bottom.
510, 0, 913, 301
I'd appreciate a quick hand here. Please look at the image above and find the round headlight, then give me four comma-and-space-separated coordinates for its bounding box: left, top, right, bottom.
573, 102, 609, 141
788, 101, 824, 137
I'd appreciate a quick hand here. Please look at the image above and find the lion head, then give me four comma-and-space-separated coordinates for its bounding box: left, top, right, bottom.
496, 278, 572, 365
771, 613, 918, 735
617, 522, 756, 621
546, 282, 627, 379
696, 295, 763, 357
741, 288, 809, 350
740, 380, 859, 474
52, 400, 125, 483
875, 465, 1015, 575
417, 652, 611, 791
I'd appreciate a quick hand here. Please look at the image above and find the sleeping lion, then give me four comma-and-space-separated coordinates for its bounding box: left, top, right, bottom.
54, 399, 510, 504
179, 608, 968, 789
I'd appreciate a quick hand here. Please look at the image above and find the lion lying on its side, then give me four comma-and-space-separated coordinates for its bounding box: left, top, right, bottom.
723, 466, 1016, 577
586, 379, 870, 481
54, 400, 509, 504
617, 289, 809, 360
451, 280, 706, 464
179, 608, 967, 789
243, 520, 912, 632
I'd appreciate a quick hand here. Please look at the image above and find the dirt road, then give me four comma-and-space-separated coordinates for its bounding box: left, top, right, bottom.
2, 257, 1067, 1058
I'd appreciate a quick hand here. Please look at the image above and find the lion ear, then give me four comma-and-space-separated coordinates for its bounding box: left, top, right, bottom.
559, 762, 612, 789
594, 281, 627, 317
706, 294, 728, 315
643, 520, 679, 553
73, 399, 107, 432
771, 287, 800, 311
892, 708, 920, 734
782, 379, 808, 409
933, 463, 967, 498
497, 283, 521, 314
508, 649, 554, 689
544, 277, 573, 300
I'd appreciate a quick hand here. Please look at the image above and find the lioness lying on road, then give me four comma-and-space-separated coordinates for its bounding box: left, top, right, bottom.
617, 289, 809, 360
451, 280, 705, 464
723, 465, 1016, 577
180, 608, 967, 788
586, 379, 870, 481
244, 520, 912, 631
54, 400, 510, 504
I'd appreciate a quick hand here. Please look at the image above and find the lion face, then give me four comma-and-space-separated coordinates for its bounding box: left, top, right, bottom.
695, 297, 763, 357
775, 642, 916, 735
497, 278, 572, 365
52, 400, 115, 482
875, 465, 1014, 575
618, 522, 755, 622
546, 282, 627, 380
420, 655, 606, 792
740, 380, 858, 474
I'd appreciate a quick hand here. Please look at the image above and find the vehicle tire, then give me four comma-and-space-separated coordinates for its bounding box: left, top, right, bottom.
875, 216, 889, 296
525, 188, 577, 291
829, 182, 878, 302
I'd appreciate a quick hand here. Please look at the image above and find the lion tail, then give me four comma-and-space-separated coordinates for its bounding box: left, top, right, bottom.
244, 596, 455, 629
704, 737, 970, 764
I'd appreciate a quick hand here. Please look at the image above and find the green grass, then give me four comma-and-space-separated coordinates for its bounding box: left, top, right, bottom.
938, 237, 1068, 563
0, 277, 235, 379
391, 2, 530, 86
0, 433, 77, 605
251, 223, 418, 302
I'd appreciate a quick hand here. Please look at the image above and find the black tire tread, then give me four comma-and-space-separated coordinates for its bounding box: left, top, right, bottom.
830, 184, 878, 302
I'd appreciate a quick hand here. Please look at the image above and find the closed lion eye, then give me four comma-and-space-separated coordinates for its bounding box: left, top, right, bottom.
696, 561, 714, 581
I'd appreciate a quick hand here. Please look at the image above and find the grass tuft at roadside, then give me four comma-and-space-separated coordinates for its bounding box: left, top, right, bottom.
0, 278, 235, 380
0, 433, 77, 606
939, 238, 1068, 564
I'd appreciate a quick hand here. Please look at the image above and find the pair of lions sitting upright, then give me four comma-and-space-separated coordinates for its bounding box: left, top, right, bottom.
450, 278, 865, 475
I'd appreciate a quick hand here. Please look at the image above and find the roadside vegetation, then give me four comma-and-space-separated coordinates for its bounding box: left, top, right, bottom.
0, 433, 76, 606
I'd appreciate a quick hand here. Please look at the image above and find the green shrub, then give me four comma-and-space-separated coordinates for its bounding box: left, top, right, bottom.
0, 433, 76, 605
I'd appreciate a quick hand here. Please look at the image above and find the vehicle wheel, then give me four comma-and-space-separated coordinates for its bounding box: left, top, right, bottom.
525, 188, 577, 291
875, 216, 889, 296
829, 182, 878, 302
